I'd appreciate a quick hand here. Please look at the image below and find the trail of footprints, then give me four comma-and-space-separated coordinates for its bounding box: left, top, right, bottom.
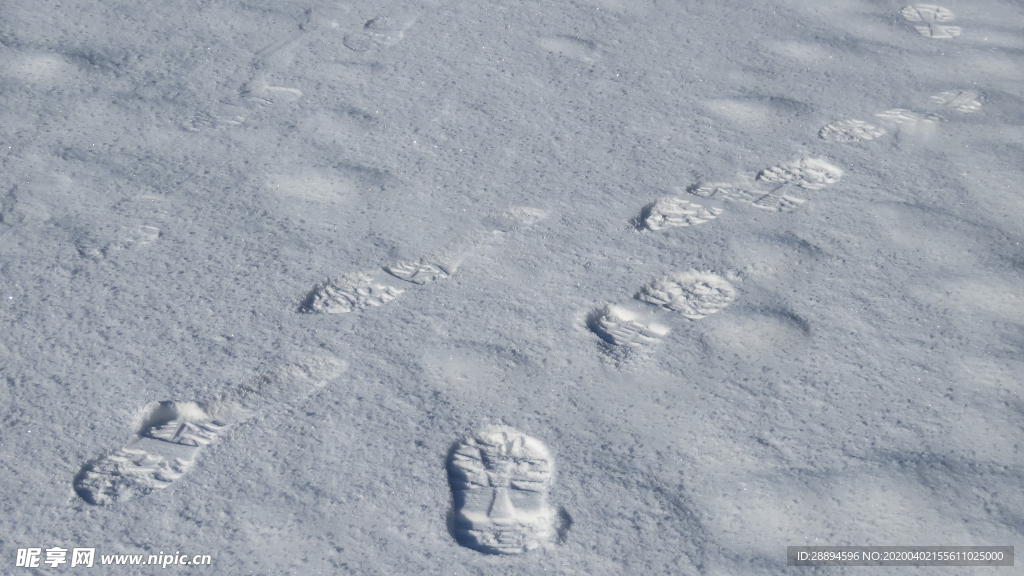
83, 2, 983, 558
638, 157, 844, 235
819, 89, 981, 143
590, 156, 843, 358
301, 207, 546, 314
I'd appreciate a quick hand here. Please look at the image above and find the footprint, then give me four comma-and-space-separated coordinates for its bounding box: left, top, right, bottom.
818, 119, 888, 142
343, 13, 418, 52
587, 304, 670, 347
683, 159, 841, 215
74, 356, 344, 505
448, 426, 558, 555
74, 405, 226, 506
756, 158, 843, 190
930, 90, 982, 112
301, 272, 404, 313
639, 197, 722, 230
635, 271, 736, 319
303, 206, 546, 313
901, 5, 961, 39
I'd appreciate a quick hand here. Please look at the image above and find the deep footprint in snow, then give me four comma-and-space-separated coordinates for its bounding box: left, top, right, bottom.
343, 13, 418, 52
448, 426, 558, 555
302, 207, 547, 313
819, 119, 888, 142
901, 5, 961, 39
635, 271, 736, 320
639, 197, 722, 230
74, 356, 345, 505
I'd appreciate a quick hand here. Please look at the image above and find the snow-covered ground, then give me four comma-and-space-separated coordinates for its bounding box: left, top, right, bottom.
1, 0, 1022, 573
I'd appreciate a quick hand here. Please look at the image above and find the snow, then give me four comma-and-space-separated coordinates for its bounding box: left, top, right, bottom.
1, 0, 1022, 573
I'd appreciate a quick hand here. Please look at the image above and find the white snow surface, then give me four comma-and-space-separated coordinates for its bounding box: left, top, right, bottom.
1, 0, 1023, 574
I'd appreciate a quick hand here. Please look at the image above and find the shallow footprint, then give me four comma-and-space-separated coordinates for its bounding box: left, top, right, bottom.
448, 426, 558, 555
819, 119, 888, 142
900, 5, 961, 39
304, 206, 546, 312
74, 356, 345, 505
635, 271, 736, 320
301, 272, 404, 313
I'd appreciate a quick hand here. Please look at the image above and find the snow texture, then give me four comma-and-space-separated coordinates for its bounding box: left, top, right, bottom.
1, 0, 1022, 572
